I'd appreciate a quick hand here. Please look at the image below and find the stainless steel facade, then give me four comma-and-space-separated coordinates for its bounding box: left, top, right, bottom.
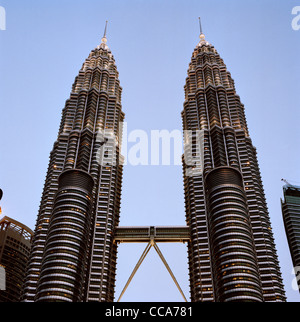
205, 167, 263, 301
22, 35, 124, 302
182, 33, 286, 301
35, 170, 94, 302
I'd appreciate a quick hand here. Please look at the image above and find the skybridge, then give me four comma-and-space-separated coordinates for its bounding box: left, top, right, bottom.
114, 226, 190, 244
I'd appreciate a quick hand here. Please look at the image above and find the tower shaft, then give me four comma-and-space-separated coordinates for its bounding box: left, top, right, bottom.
182, 35, 286, 302
23, 38, 124, 302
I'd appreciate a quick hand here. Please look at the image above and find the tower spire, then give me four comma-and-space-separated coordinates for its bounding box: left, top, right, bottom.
198, 17, 205, 42
101, 20, 108, 44
199, 17, 203, 35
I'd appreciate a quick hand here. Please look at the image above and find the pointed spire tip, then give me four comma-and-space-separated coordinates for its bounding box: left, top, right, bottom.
198, 17, 203, 35
198, 17, 206, 42
101, 20, 108, 44
103, 20, 108, 38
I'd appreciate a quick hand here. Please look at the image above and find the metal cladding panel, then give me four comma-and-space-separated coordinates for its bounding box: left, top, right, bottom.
205, 166, 243, 191
59, 169, 95, 192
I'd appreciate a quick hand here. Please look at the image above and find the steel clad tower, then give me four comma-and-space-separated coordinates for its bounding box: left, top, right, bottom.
22, 25, 125, 302
182, 24, 286, 302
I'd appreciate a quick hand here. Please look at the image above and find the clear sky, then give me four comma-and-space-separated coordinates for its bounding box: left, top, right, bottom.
0, 0, 299, 302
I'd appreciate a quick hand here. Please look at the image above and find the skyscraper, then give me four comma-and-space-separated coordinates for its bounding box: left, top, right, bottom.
22, 25, 125, 302
22, 20, 287, 303
281, 182, 300, 293
0, 216, 33, 302
182, 25, 286, 302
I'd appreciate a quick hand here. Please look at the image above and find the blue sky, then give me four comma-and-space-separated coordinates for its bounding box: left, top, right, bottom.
0, 0, 299, 302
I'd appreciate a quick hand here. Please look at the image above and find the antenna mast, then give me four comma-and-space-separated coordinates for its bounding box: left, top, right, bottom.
199, 17, 203, 35
103, 20, 108, 38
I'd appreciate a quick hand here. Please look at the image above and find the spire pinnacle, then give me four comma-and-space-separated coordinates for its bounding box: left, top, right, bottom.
198, 17, 205, 41
101, 20, 108, 45
197, 17, 209, 47
98, 21, 110, 50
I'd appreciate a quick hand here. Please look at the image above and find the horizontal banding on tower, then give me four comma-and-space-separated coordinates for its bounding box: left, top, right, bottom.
205, 167, 263, 302
36, 169, 94, 302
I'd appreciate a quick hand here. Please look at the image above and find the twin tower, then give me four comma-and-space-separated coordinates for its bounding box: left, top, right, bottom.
22, 24, 286, 302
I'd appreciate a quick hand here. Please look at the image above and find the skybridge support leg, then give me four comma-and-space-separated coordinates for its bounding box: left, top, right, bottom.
117, 242, 152, 302
152, 241, 187, 302
117, 239, 188, 302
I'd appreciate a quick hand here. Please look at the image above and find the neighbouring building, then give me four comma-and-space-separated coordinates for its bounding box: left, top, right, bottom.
281, 183, 300, 294
0, 216, 33, 302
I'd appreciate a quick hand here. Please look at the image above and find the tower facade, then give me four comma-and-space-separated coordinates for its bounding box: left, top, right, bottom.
281, 183, 300, 293
22, 31, 125, 302
182, 30, 286, 302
